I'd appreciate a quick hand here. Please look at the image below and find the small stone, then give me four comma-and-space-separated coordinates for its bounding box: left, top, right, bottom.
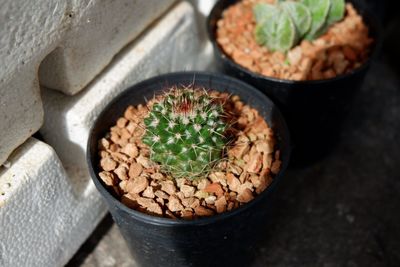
165, 210, 177, 219
228, 139, 250, 159
150, 173, 164, 180
160, 180, 176, 195
245, 147, 263, 173
175, 191, 185, 200
237, 188, 254, 203
343, 46, 357, 61
136, 197, 162, 215
205, 195, 217, 205
194, 190, 209, 199
175, 178, 187, 189
129, 162, 143, 178
109, 144, 118, 152
116, 117, 128, 128
120, 129, 131, 143
124, 105, 137, 121
197, 179, 210, 190
262, 153, 273, 170
99, 138, 110, 150
168, 195, 184, 212
287, 46, 302, 65
255, 140, 273, 154
239, 170, 248, 183
215, 197, 227, 214
247, 133, 257, 142
110, 152, 129, 164
180, 184, 196, 198
121, 143, 139, 158
204, 183, 224, 198
99, 171, 116, 186
250, 174, 265, 189
119, 180, 128, 192
299, 57, 312, 73
136, 154, 152, 168
181, 197, 200, 209
126, 176, 148, 194
238, 182, 254, 194
156, 197, 165, 206
100, 157, 117, 171
113, 165, 129, 180
99, 150, 109, 159
323, 69, 336, 79
136, 196, 153, 207
209, 172, 227, 187
121, 194, 139, 209
229, 164, 242, 175
123, 121, 135, 134
147, 203, 163, 215
181, 209, 194, 219
154, 190, 169, 199
194, 206, 214, 217
142, 186, 155, 198
226, 173, 241, 192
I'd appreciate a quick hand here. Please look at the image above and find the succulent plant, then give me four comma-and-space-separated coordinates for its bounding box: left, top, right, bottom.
142, 87, 228, 180
254, 0, 345, 52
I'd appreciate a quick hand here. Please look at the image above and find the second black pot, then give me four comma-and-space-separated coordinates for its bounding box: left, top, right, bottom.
207, 0, 381, 166
87, 72, 290, 267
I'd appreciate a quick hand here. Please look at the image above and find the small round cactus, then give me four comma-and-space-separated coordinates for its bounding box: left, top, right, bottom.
142, 87, 228, 180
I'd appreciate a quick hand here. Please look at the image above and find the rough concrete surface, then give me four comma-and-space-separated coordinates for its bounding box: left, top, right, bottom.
0, 138, 104, 267
0, 0, 175, 166
66, 11, 400, 267
0, 0, 67, 166
39, 0, 176, 95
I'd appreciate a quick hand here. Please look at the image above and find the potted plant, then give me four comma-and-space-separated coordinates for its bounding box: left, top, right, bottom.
87, 72, 290, 267
207, 0, 380, 166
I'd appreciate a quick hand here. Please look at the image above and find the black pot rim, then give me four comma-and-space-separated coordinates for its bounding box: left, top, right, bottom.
207, 0, 382, 86
87, 71, 290, 227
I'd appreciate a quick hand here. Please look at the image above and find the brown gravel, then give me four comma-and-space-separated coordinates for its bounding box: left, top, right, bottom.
216, 0, 373, 81
98, 91, 281, 219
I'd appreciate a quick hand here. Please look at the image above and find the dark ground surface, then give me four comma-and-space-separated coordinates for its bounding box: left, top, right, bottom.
66, 12, 400, 267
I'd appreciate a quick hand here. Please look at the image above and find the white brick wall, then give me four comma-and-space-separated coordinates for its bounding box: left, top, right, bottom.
39, 0, 176, 95
0, 0, 175, 167
0, 0, 67, 166
1, 1, 205, 266
0, 138, 107, 267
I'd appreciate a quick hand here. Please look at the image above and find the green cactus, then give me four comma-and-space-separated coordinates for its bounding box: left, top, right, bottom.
253, 0, 345, 52
142, 87, 228, 180
302, 0, 331, 40
281, 2, 312, 38
255, 6, 297, 52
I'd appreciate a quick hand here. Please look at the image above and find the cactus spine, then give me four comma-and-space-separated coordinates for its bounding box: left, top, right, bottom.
142, 87, 228, 180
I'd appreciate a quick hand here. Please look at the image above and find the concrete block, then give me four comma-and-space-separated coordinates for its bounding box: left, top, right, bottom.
39, 0, 176, 95
0, 0, 70, 166
186, 0, 218, 70
0, 0, 175, 166
40, 1, 200, 173
0, 138, 107, 267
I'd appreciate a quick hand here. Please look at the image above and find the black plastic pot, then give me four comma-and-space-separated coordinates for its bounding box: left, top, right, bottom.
207, 0, 381, 166
87, 72, 290, 267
